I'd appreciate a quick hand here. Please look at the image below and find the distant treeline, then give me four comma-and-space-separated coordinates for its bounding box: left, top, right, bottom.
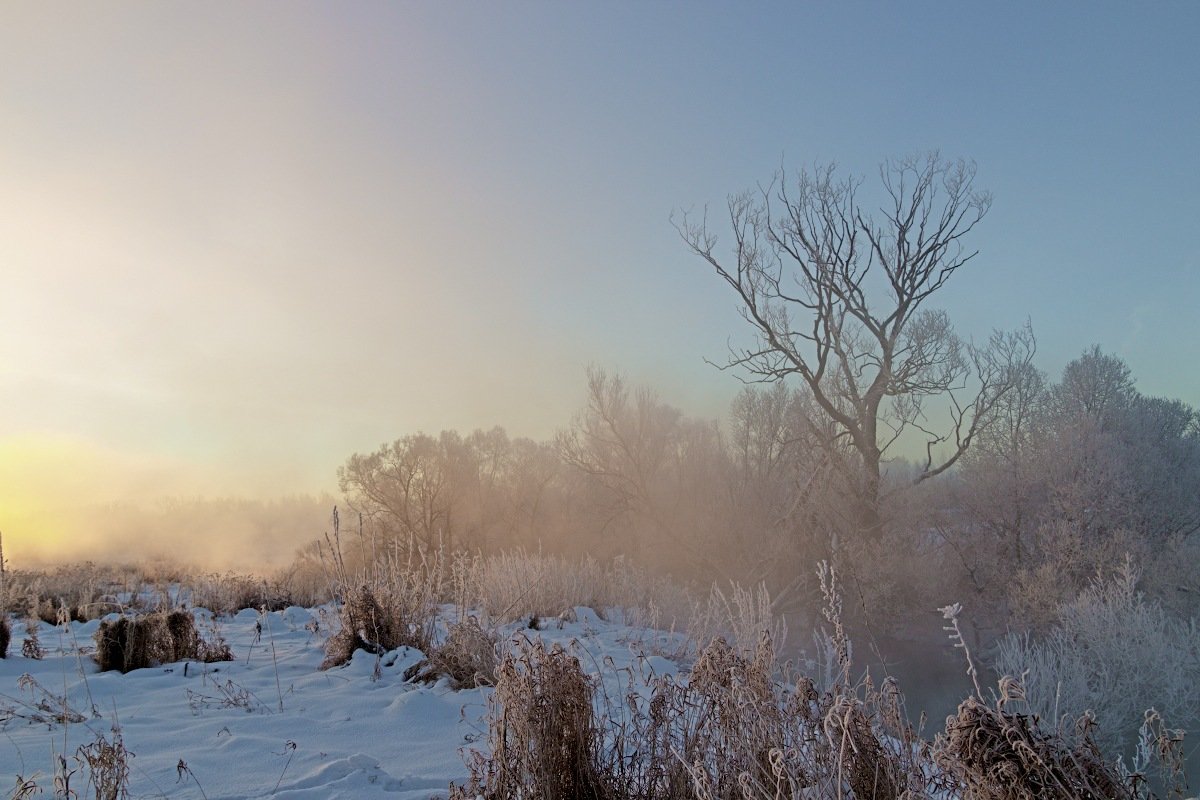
333, 349, 1200, 638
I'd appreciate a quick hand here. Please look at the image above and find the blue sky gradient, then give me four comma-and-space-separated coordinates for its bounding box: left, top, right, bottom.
1, 2, 1197, 555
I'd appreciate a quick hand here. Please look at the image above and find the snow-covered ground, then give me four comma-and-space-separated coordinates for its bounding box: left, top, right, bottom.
0, 605, 683, 799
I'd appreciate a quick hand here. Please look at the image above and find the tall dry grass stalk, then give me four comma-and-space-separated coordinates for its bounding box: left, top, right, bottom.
452, 639, 613, 800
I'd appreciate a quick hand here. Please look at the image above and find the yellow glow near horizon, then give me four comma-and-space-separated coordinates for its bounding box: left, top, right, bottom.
0, 438, 88, 564
0, 434, 324, 570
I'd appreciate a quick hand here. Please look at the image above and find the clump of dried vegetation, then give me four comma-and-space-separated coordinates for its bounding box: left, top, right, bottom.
15, 724, 135, 800
319, 583, 435, 669
935, 680, 1128, 799
74, 726, 133, 800
183, 571, 304, 615
405, 615, 499, 688
452, 638, 611, 799
94, 610, 233, 673
0, 560, 143, 622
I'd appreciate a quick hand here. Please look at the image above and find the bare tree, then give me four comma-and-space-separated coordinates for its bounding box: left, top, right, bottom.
557, 367, 732, 578
338, 432, 454, 554
677, 153, 1034, 540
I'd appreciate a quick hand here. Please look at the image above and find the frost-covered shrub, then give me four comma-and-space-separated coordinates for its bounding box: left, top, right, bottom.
993, 558, 1200, 757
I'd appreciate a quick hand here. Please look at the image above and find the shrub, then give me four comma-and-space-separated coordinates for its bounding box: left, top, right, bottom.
21, 619, 44, 660
992, 558, 1200, 758
0, 614, 9, 658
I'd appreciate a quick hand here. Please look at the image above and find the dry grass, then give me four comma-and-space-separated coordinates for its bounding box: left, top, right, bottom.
1, 561, 321, 622
319, 584, 435, 669
453, 629, 941, 800
933, 677, 1131, 800
0, 563, 139, 621
687, 580, 787, 658
94, 611, 233, 673
4, 540, 1190, 798
451, 638, 613, 800
462, 550, 691, 628
451, 560, 1189, 800
405, 615, 499, 689
76, 727, 132, 800
183, 572, 300, 615
453, 564, 941, 800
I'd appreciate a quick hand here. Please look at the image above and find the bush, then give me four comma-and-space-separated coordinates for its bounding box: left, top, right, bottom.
21, 620, 44, 659
992, 558, 1200, 758
94, 611, 233, 673
0, 615, 9, 658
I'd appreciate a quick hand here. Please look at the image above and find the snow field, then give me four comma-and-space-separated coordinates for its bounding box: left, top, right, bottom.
0, 604, 683, 799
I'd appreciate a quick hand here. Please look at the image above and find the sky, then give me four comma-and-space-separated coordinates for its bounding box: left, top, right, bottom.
2, 2, 1198, 565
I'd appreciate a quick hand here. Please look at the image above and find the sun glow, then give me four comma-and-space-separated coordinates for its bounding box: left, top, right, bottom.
0, 436, 93, 564
0, 435, 198, 566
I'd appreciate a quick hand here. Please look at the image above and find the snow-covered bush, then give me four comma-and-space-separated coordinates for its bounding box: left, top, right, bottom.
993, 558, 1200, 757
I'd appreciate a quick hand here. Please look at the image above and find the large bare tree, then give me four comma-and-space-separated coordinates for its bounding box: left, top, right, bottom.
677, 153, 1034, 541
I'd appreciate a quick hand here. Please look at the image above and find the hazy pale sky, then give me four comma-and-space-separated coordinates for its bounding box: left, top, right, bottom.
2, 2, 1198, 562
